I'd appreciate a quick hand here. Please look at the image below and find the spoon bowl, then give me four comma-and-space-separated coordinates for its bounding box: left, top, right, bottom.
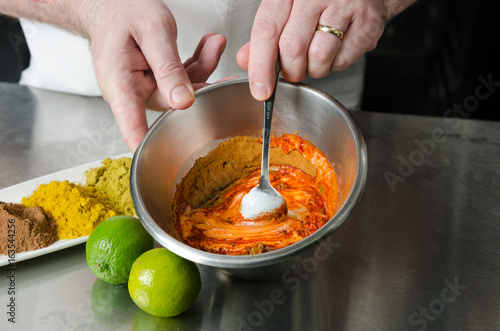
240, 179, 287, 220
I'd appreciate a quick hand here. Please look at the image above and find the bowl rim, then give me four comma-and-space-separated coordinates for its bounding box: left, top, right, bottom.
130, 78, 367, 269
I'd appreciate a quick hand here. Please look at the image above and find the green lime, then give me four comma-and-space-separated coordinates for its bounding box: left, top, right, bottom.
86, 215, 154, 284
128, 248, 201, 317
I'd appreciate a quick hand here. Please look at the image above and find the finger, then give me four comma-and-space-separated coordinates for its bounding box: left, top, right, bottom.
111, 100, 148, 152
146, 76, 241, 111
133, 11, 195, 110
236, 42, 250, 71
145, 34, 227, 110
332, 7, 385, 71
185, 33, 227, 83
307, 5, 350, 78
183, 32, 216, 68
104, 71, 153, 152
93, 33, 155, 152
277, 2, 321, 82
145, 86, 168, 111
248, 0, 292, 101
147, 75, 240, 111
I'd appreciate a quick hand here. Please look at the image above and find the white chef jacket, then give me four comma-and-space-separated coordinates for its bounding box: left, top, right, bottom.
18, 0, 364, 110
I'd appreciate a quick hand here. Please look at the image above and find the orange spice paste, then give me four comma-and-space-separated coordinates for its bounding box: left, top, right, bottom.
172, 134, 338, 255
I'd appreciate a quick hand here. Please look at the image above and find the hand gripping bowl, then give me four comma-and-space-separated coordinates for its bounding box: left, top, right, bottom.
130, 78, 367, 280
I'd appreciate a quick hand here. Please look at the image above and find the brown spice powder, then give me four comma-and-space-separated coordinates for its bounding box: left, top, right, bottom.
0, 201, 59, 255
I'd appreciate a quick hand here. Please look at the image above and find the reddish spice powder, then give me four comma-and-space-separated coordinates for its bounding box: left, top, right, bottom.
0, 201, 59, 255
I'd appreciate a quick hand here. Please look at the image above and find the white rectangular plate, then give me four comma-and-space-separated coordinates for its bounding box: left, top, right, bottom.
0, 152, 133, 267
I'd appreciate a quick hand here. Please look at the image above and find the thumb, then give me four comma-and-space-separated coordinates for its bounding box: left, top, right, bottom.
149, 53, 195, 110
139, 22, 195, 110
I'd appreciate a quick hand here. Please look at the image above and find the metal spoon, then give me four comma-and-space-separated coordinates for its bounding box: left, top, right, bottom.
240, 62, 287, 220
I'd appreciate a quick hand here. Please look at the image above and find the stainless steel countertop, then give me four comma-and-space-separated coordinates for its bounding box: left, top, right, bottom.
1, 82, 499, 331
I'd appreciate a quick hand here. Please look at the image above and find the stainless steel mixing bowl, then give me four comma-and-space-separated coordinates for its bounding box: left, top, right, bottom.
130, 78, 367, 279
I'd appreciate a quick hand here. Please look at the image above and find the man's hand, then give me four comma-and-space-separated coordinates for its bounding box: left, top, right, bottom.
237, 0, 415, 101
83, 0, 226, 151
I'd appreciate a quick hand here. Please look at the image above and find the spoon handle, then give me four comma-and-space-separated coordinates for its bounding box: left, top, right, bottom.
261, 61, 281, 182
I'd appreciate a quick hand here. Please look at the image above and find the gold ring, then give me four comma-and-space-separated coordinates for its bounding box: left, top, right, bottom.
316, 23, 344, 40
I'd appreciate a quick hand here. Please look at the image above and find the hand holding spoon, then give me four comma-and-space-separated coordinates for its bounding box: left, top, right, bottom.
240, 62, 287, 220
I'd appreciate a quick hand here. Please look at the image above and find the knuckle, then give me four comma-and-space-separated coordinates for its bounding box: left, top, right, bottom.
365, 7, 384, 24
308, 42, 332, 65
253, 17, 279, 42
134, 18, 177, 48
155, 60, 185, 80
362, 8, 385, 38
149, 18, 177, 36
279, 34, 306, 60
366, 39, 379, 52
333, 56, 352, 72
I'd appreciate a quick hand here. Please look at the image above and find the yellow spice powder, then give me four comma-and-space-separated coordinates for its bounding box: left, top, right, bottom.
22, 181, 117, 239
85, 157, 135, 216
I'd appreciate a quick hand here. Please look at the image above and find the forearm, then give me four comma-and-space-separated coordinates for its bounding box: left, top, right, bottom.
0, 0, 88, 37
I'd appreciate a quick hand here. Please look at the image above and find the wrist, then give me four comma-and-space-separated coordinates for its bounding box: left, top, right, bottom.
384, 0, 417, 19
70, 0, 98, 39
